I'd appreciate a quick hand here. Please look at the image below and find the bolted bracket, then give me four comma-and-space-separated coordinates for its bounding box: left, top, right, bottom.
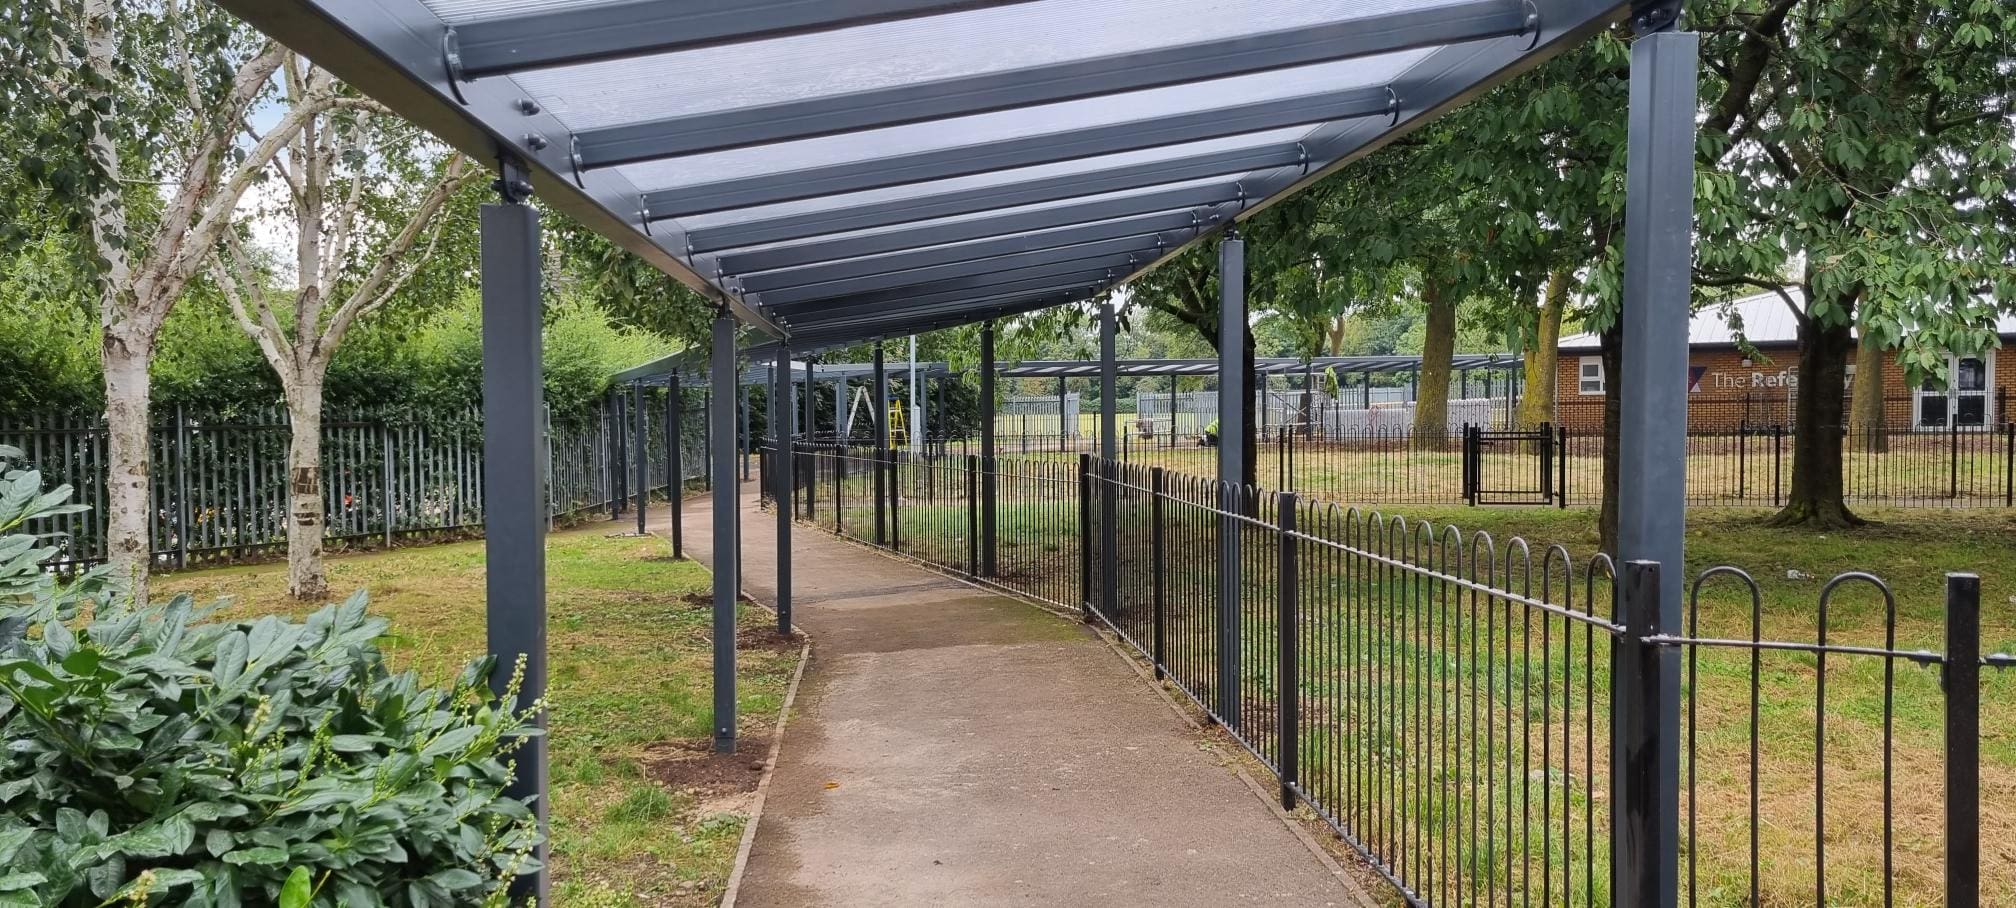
493, 153, 533, 205
1630, 0, 1684, 34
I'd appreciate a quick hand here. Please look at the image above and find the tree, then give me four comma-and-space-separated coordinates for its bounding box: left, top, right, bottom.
1691, 0, 2016, 529
1514, 271, 1574, 430
3, 1, 336, 600
207, 57, 481, 599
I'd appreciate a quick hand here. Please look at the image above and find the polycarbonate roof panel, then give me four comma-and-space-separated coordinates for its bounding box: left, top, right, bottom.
223, 0, 1634, 347
606, 53, 1425, 191
672, 130, 1313, 230
508, 0, 1473, 124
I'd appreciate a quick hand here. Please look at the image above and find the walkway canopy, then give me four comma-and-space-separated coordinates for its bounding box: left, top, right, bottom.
221, 0, 1653, 353
218, 2, 1698, 899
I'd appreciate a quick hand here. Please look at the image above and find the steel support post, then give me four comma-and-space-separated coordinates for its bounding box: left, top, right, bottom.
739, 383, 751, 481
773, 351, 794, 634
633, 381, 647, 534
1611, 24, 1695, 908
835, 377, 847, 440
980, 322, 998, 575
669, 373, 684, 558
708, 311, 740, 754
1614, 560, 1677, 908
1215, 228, 1246, 724
803, 357, 816, 515
1099, 299, 1118, 618
1058, 376, 1068, 451
874, 344, 889, 545
1945, 572, 1982, 907
607, 391, 622, 520
479, 189, 548, 902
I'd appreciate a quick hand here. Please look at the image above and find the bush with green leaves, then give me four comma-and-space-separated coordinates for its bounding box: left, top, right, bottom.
0, 446, 544, 906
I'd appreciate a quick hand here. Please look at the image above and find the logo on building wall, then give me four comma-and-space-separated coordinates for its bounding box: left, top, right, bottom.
1689, 366, 1706, 393
1708, 368, 1797, 391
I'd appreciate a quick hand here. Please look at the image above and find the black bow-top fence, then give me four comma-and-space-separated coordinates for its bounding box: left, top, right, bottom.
779, 444, 2007, 906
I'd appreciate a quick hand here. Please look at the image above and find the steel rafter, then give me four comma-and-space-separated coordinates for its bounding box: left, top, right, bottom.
779, 268, 1116, 323
451, 0, 1045, 77
572, 0, 1530, 160
750, 238, 1162, 305
762, 254, 1137, 312
625, 86, 1395, 211
680, 144, 1305, 251
721, 187, 1217, 276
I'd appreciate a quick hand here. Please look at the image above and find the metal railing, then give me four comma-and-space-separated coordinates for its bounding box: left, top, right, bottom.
777, 448, 2005, 906
1, 396, 711, 568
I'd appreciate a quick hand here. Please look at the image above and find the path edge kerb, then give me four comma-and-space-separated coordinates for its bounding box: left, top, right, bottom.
720, 623, 812, 908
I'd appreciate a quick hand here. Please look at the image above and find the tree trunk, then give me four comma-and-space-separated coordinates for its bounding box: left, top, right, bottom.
1768, 297, 1864, 529
1598, 324, 1622, 556
102, 323, 155, 604
1412, 282, 1457, 447
1848, 330, 1888, 453
286, 380, 330, 600
1517, 270, 1568, 430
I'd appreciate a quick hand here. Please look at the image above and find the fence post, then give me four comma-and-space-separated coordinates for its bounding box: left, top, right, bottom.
1277, 490, 1299, 811
1151, 467, 1167, 681
1612, 559, 1679, 908
1772, 425, 1784, 506
1951, 418, 1961, 499
2005, 422, 2013, 507
1558, 425, 1570, 509
1078, 453, 1093, 622
888, 450, 901, 552
834, 445, 845, 534
1944, 572, 1981, 908
381, 417, 395, 548
965, 455, 978, 578
174, 405, 190, 569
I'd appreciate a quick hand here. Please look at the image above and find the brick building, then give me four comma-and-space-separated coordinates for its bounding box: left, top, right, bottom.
1551, 291, 2015, 432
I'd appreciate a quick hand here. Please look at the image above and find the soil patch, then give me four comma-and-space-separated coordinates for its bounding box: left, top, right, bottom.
736, 626, 804, 653
643, 731, 776, 807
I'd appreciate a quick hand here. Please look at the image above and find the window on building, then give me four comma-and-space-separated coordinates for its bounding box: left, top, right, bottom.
1578, 356, 1605, 395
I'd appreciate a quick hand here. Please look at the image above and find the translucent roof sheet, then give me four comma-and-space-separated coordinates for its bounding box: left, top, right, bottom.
222, 0, 1630, 349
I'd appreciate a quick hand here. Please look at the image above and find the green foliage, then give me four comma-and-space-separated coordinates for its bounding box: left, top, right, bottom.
0, 236, 99, 412
0, 448, 543, 906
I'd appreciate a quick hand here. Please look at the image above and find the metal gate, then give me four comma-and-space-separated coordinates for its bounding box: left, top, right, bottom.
1463, 424, 1560, 506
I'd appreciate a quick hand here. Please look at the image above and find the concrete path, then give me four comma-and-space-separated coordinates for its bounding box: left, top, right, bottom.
657, 488, 1364, 907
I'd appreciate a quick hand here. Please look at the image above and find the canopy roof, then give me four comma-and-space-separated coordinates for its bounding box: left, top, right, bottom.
224, 0, 1634, 350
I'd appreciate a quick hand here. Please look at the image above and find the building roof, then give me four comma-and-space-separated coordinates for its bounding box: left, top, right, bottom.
1558, 289, 2016, 352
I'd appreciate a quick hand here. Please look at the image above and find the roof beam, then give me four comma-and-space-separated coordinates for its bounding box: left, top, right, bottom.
720, 184, 1230, 274
617, 85, 1396, 210
747, 233, 1162, 299
785, 292, 1086, 346
578, 1, 1529, 160
760, 248, 1149, 309
452, 0, 1044, 77
719, 205, 1205, 276
681, 145, 1304, 252
778, 269, 1115, 324
739, 218, 1182, 292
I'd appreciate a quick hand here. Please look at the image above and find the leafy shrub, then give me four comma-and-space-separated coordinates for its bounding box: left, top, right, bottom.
0, 446, 544, 906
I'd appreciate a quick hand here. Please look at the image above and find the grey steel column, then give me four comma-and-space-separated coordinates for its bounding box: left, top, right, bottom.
979, 322, 998, 575
633, 381, 647, 535
1611, 23, 1695, 908
803, 357, 816, 441
873, 343, 889, 545
773, 350, 794, 633
835, 377, 847, 440
1057, 376, 1068, 450
668, 372, 684, 558
709, 311, 740, 754
1215, 228, 1245, 723
1098, 298, 1119, 618
479, 187, 548, 902
1100, 300, 1118, 460
739, 384, 751, 481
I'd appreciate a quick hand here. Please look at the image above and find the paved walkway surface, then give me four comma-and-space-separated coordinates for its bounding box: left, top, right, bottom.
656, 489, 1363, 907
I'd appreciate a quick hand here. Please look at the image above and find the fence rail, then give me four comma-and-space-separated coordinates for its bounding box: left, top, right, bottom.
780, 447, 2007, 906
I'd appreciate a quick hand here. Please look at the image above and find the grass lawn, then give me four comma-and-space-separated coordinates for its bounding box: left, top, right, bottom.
801, 447, 2016, 905
156, 523, 798, 907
